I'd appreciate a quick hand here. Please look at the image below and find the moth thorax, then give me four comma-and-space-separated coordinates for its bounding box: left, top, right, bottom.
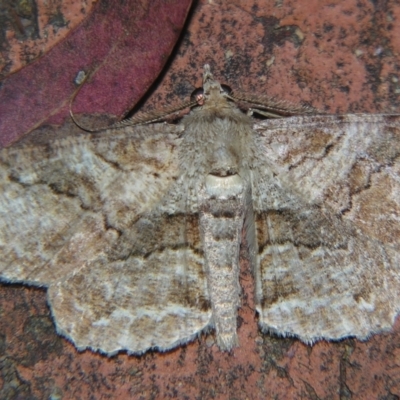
208, 146, 239, 177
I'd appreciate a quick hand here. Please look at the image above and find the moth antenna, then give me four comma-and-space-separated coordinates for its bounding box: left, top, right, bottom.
228, 93, 322, 117
104, 99, 199, 129
69, 72, 200, 132
69, 70, 100, 133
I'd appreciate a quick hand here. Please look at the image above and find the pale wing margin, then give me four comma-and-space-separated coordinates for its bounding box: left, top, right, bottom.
0, 122, 211, 354
252, 114, 400, 342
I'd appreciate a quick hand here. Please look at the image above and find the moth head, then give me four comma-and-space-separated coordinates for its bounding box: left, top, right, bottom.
191, 64, 232, 106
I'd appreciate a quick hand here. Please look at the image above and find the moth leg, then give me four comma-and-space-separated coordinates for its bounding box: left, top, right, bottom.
247, 108, 283, 118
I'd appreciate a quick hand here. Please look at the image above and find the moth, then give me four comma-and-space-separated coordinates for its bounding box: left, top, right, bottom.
1, 65, 400, 355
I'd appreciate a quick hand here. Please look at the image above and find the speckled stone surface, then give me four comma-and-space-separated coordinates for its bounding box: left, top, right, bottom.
1, 0, 400, 398
0, 0, 97, 78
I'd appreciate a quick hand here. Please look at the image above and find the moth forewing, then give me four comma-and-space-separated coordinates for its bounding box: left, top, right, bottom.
251, 114, 400, 343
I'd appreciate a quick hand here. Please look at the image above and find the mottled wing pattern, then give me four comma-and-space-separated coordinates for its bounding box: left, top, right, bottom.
0, 124, 211, 354
252, 114, 400, 342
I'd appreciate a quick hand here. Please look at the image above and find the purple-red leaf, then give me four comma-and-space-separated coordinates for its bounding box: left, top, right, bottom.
0, 0, 192, 147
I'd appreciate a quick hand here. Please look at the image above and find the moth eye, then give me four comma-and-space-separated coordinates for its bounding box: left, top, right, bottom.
221, 84, 232, 96
191, 87, 204, 103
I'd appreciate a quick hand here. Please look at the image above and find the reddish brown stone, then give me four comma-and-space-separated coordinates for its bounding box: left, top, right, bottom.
0, 0, 97, 78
